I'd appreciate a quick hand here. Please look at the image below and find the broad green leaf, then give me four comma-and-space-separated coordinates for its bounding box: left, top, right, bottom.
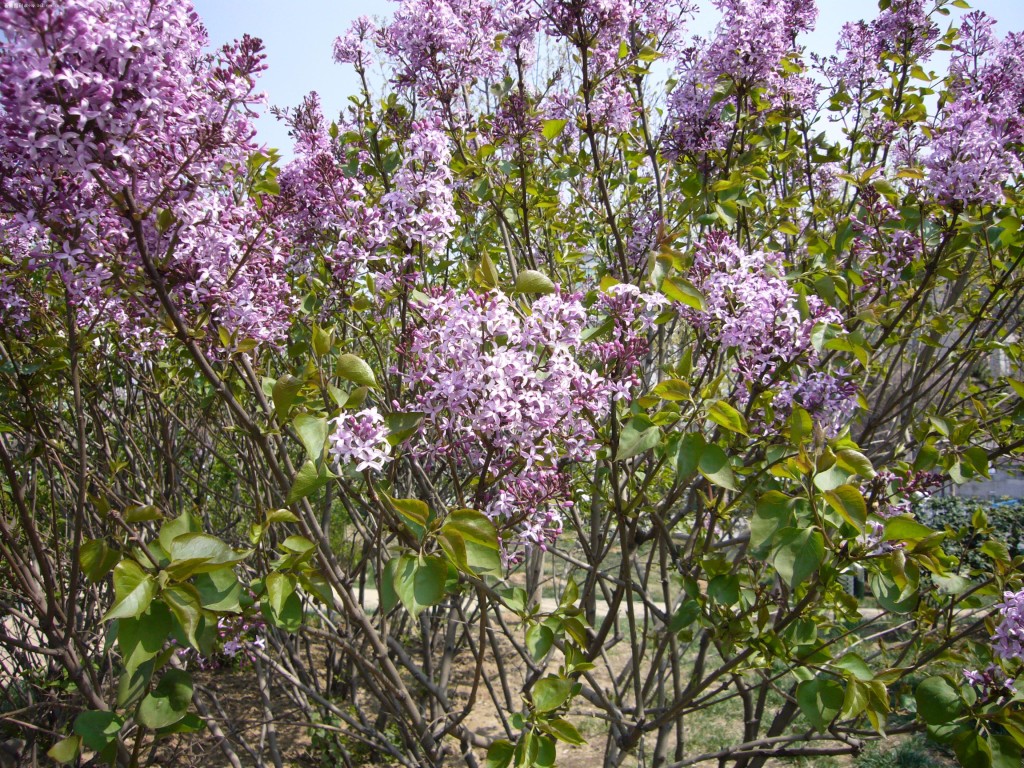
118, 603, 172, 677
385, 494, 429, 541
392, 554, 447, 618
292, 413, 328, 460
653, 379, 690, 401
385, 411, 424, 446
868, 567, 918, 614
104, 560, 156, 621
541, 118, 568, 140
193, 569, 242, 612
661, 276, 705, 310
824, 485, 867, 529
263, 572, 303, 632
699, 444, 738, 490
137, 669, 193, 729
486, 739, 515, 768
676, 433, 705, 478
617, 418, 660, 460
163, 585, 204, 649
286, 460, 334, 505
379, 557, 400, 613
516, 270, 557, 294
533, 677, 573, 712
797, 677, 845, 729
266, 508, 300, 524
772, 527, 824, 588
158, 512, 201, 553
272, 374, 303, 416
916, 677, 962, 725
125, 504, 162, 523
80, 539, 120, 583
47, 735, 81, 764
750, 491, 793, 557
708, 400, 748, 436
443, 509, 501, 574
545, 717, 586, 745
168, 533, 249, 578
835, 449, 875, 479
526, 624, 555, 662
74, 711, 123, 752
336, 353, 378, 388
882, 516, 935, 543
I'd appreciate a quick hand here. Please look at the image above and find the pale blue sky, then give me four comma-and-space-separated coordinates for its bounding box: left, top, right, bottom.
193, 0, 1024, 156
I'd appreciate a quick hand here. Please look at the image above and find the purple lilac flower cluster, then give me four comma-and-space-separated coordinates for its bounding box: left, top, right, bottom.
774, 370, 857, 440
379, 0, 504, 107
685, 231, 842, 386
329, 408, 393, 473
176, 616, 267, 671
403, 288, 655, 556
963, 664, 1015, 698
861, 469, 943, 554
382, 118, 458, 257
666, 0, 816, 157
333, 16, 377, 71
922, 16, 1024, 207
992, 589, 1024, 662
592, 283, 669, 394
0, 0, 294, 347
277, 95, 387, 279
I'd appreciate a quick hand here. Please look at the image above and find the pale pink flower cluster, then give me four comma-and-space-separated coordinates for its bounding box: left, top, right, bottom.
329, 408, 393, 473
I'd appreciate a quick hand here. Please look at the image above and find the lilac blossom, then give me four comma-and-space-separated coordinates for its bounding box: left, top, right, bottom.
963, 664, 1015, 697
992, 588, 1024, 662
404, 289, 629, 555
333, 16, 377, 70
329, 408, 393, 473
774, 370, 857, 440
684, 231, 841, 385
0, 0, 295, 346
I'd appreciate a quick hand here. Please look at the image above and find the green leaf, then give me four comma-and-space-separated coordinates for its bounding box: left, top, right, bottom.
193, 569, 242, 612
798, 678, 844, 730
272, 374, 304, 416
137, 669, 193, 729
74, 711, 123, 752
385, 411, 424, 446
545, 717, 586, 745
263, 572, 303, 632
882, 516, 935, 543
286, 460, 333, 504
676, 433, 705, 478
750, 491, 793, 557
954, 731, 993, 768
292, 413, 328, 461
392, 554, 447, 618
158, 512, 201, 553
772, 527, 824, 588
118, 603, 172, 678
166, 533, 249, 580
699, 444, 738, 490
526, 624, 555, 662
541, 118, 568, 140
916, 677, 962, 725
442, 509, 501, 575
385, 494, 429, 542
869, 567, 918, 614
661, 276, 705, 310
617, 418, 661, 460
486, 740, 515, 768
336, 353, 378, 388
80, 539, 120, 583
653, 379, 690, 401
533, 677, 573, 712
669, 600, 700, 633
47, 735, 81, 764
708, 400, 748, 436
835, 449, 875, 479
266, 508, 300, 525
163, 585, 204, 649
516, 270, 557, 294
103, 560, 156, 621
125, 504, 163, 523
824, 485, 867, 529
